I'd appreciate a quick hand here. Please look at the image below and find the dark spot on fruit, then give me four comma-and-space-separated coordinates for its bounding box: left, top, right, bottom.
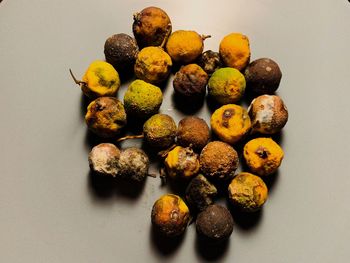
222, 109, 234, 128
255, 146, 269, 159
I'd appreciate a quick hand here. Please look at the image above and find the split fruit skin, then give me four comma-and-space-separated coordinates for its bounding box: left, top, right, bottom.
143, 113, 177, 149
133, 6, 172, 48
165, 146, 200, 180
166, 30, 206, 64
200, 141, 239, 181
244, 58, 282, 94
248, 94, 288, 134
85, 97, 127, 138
134, 46, 172, 84
243, 138, 284, 176
81, 60, 120, 98
151, 194, 190, 237
210, 104, 251, 144
123, 79, 163, 118
197, 50, 223, 75
219, 33, 250, 71
118, 147, 149, 182
228, 172, 268, 212
196, 204, 234, 242
185, 174, 217, 212
104, 33, 139, 72
88, 143, 120, 177
208, 67, 246, 104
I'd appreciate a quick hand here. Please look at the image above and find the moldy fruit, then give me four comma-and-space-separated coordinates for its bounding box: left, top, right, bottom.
196, 204, 234, 242
88, 143, 120, 177
85, 97, 127, 138
151, 194, 190, 237
123, 79, 163, 118
228, 172, 268, 212
164, 146, 200, 180
185, 174, 217, 212
219, 33, 250, 71
197, 50, 223, 75
104, 33, 138, 73
248, 95, 288, 134
173, 64, 208, 99
118, 147, 149, 182
133, 6, 172, 48
200, 141, 239, 181
166, 30, 210, 64
210, 104, 251, 144
244, 58, 282, 94
208, 67, 246, 104
177, 116, 210, 151
243, 138, 284, 176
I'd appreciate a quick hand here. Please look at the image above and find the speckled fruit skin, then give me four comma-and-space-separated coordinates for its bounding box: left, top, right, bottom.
200, 141, 239, 181
88, 143, 120, 177
118, 148, 149, 182
208, 67, 246, 104
248, 95, 288, 134
185, 174, 217, 212
104, 33, 139, 72
166, 30, 205, 64
177, 116, 210, 151
85, 97, 127, 138
244, 58, 282, 94
243, 138, 284, 176
219, 33, 250, 71
81, 60, 120, 98
197, 50, 223, 75
151, 194, 190, 237
133, 6, 172, 48
196, 204, 234, 242
210, 104, 251, 144
134, 46, 172, 84
228, 172, 268, 212
123, 80, 163, 118
143, 114, 177, 149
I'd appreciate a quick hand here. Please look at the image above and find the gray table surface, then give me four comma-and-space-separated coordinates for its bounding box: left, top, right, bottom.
1, 0, 350, 262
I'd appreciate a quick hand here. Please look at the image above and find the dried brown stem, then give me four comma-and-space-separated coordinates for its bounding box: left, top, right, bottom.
201, 34, 211, 41
116, 134, 144, 143
158, 144, 176, 158
160, 24, 172, 49
69, 69, 86, 86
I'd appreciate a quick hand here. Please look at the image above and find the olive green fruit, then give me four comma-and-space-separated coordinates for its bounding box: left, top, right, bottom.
123, 80, 163, 118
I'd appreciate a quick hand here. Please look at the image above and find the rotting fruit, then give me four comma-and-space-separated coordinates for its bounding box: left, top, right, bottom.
118, 147, 149, 182
197, 50, 223, 75
88, 143, 120, 177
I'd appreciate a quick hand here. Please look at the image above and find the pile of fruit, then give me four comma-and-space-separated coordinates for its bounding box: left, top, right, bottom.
70, 6, 288, 243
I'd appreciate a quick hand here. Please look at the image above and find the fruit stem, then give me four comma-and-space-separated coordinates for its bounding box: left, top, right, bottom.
160, 24, 172, 49
116, 134, 144, 143
69, 69, 86, 86
133, 12, 140, 21
201, 34, 211, 41
158, 144, 176, 158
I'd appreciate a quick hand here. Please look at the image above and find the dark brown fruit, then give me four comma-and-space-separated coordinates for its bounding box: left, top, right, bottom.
177, 116, 210, 151
197, 50, 223, 75
104, 33, 139, 73
185, 174, 217, 212
196, 204, 234, 242
118, 148, 149, 182
245, 58, 282, 94
88, 143, 120, 177
200, 141, 239, 181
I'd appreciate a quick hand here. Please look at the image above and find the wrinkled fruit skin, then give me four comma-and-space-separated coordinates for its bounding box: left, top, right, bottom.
88, 143, 120, 177
151, 194, 190, 237
200, 141, 239, 181
173, 64, 208, 98
133, 6, 172, 48
85, 97, 127, 138
228, 172, 268, 212
118, 148, 149, 182
166, 30, 205, 64
104, 33, 138, 72
197, 50, 223, 75
196, 205, 234, 242
219, 33, 250, 71
185, 174, 217, 212
177, 116, 210, 151
245, 58, 282, 94
244, 138, 284, 176
81, 60, 120, 98
134, 46, 172, 84
124, 80, 163, 118
210, 104, 251, 144
143, 114, 177, 149
165, 146, 200, 180
208, 67, 246, 104
248, 95, 288, 134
